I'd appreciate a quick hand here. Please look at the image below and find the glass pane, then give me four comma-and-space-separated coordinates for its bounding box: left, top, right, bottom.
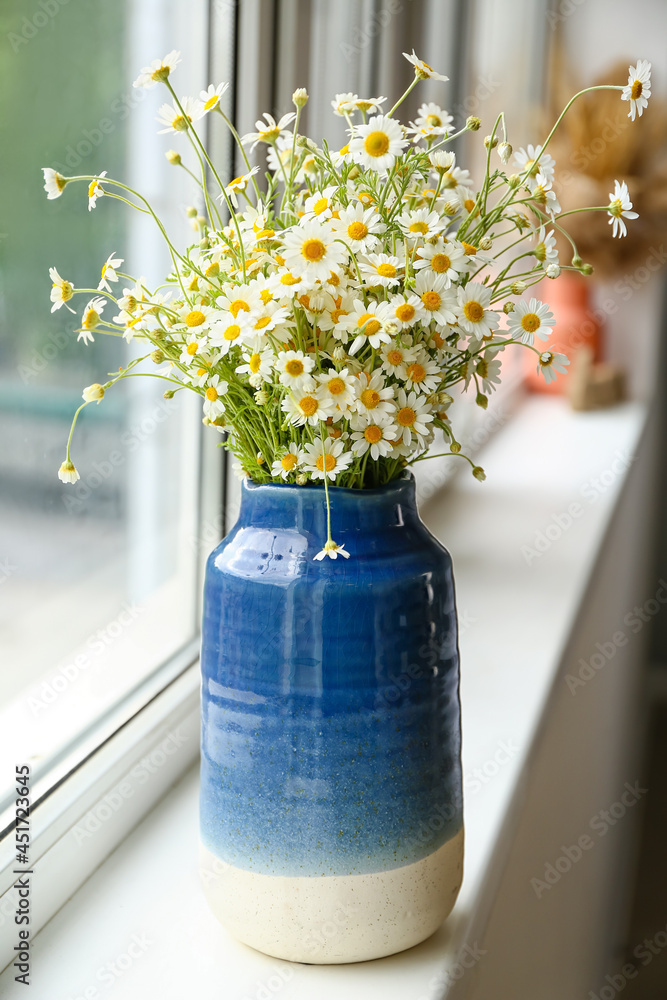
0, 1, 207, 808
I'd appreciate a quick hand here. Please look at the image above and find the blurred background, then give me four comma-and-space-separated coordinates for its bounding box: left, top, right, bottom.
1, 0, 666, 996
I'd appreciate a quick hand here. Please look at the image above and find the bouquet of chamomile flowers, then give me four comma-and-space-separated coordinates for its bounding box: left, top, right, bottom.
44, 50, 650, 559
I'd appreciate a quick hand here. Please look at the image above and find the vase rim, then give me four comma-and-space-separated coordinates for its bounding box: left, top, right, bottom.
242, 470, 414, 497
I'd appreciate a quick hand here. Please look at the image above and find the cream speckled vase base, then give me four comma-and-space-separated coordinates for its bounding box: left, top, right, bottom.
200, 828, 464, 964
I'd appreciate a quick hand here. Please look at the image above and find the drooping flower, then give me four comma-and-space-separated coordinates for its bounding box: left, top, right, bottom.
622, 60, 651, 121
537, 350, 570, 385
42, 167, 68, 200
98, 252, 123, 292
49, 267, 74, 313
58, 460, 80, 484
88, 171, 108, 211
607, 179, 638, 238
78, 297, 107, 344
133, 50, 181, 89
313, 539, 350, 560
82, 383, 105, 403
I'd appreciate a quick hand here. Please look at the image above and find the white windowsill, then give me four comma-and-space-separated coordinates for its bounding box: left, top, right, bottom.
0, 395, 648, 1000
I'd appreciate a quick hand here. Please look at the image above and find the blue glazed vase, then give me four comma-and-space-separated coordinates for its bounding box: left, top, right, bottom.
199, 472, 463, 963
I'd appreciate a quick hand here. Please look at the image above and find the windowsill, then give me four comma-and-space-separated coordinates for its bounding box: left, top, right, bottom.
0, 395, 649, 999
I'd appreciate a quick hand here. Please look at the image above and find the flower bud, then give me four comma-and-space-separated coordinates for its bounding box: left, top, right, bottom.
472, 465, 486, 482
479, 236, 493, 251
186, 205, 198, 218
383, 321, 399, 336
292, 88, 309, 108
497, 141, 512, 163
443, 200, 459, 216
507, 174, 521, 189
332, 346, 347, 361
581, 263, 594, 275
199, 237, 210, 249
483, 134, 498, 149
450, 441, 461, 454
166, 150, 181, 165
466, 115, 481, 131
296, 473, 308, 485
571, 254, 583, 268
503, 301, 515, 314
164, 389, 175, 399
82, 383, 105, 403
545, 263, 560, 279
254, 389, 269, 404
150, 349, 165, 364
475, 392, 488, 410
510, 280, 526, 294
256, 453, 265, 465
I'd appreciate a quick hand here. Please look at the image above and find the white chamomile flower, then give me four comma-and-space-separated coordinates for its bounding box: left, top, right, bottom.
532, 226, 558, 267
281, 220, 348, 282
82, 383, 105, 403
476, 351, 503, 394
513, 144, 556, 191
303, 186, 338, 220
414, 271, 458, 327
354, 96, 386, 114
387, 293, 425, 330
350, 414, 398, 460
537, 350, 570, 385
156, 97, 204, 134
315, 368, 356, 414
49, 267, 74, 313
349, 115, 407, 173
413, 239, 468, 284
218, 281, 262, 319
303, 437, 353, 482
78, 297, 106, 344
354, 371, 395, 418
428, 150, 456, 172
209, 311, 253, 354
607, 179, 638, 238
314, 539, 350, 561
507, 298, 555, 346
223, 166, 260, 209
402, 50, 449, 82
344, 300, 393, 355
622, 60, 651, 121
271, 442, 305, 480
457, 283, 499, 341
282, 390, 335, 427
133, 50, 181, 89
532, 173, 561, 217
380, 341, 415, 378
58, 460, 80, 484
393, 388, 434, 445
236, 347, 274, 385
334, 203, 385, 251
409, 102, 453, 142
331, 92, 359, 117
42, 167, 68, 200
358, 253, 402, 288
241, 112, 296, 150
98, 252, 123, 292
88, 171, 107, 211
248, 303, 290, 342
202, 374, 228, 420
179, 332, 209, 363
200, 82, 229, 113
402, 353, 441, 394
275, 350, 315, 390
398, 208, 446, 242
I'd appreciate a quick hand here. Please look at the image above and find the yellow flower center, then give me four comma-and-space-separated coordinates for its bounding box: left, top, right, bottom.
426, 114, 442, 128
302, 238, 326, 262
364, 130, 390, 157
197, 367, 209, 377
223, 324, 241, 341
360, 388, 380, 409
285, 359, 304, 377
347, 221, 368, 240
280, 272, 299, 285
299, 395, 319, 416
173, 114, 191, 132
255, 316, 271, 329
206, 386, 218, 401
521, 313, 541, 333
328, 271, 340, 286
339, 144, 350, 156
462, 242, 477, 255
358, 191, 374, 206
464, 300, 484, 323
260, 290, 273, 304
83, 309, 99, 329
395, 304, 415, 323
377, 263, 397, 278
316, 453, 336, 472
407, 363, 426, 383
205, 262, 220, 277
364, 425, 383, 443
397, 406, 416, 427
259, 127, 281, 142
331, 309, 347, 324
281, 453, 298, 471
186, 342, 199, 355
88, 179, 100, 198
204, 95, 219, 111
327, 377, 346, 395
421, 291, 441, 311
523, 158, 539, 178
229, 299, 250, 316
56, 280, 74, 301
609, 198, 623, 219
631, 80, 643, 100
357, 313, 381, 335
248, 353, 261, 373
312, 197, 329, 215
464, 198, 476, 213
186, 310, 206, 327
430, 253, 451, 273
387, 349, 404, 365
409, 221, 429, 234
